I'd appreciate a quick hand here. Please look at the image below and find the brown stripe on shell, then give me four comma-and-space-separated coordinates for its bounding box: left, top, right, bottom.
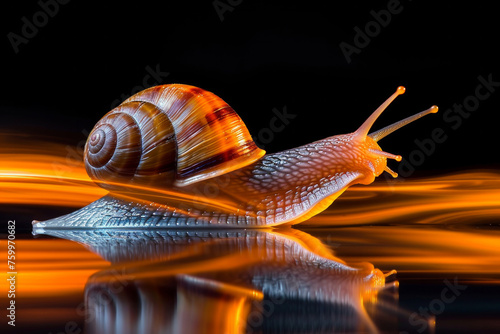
123, 102, 177, 179
177, 140, 260, 179
186, 86, 205, 96
204, 105, 235, 125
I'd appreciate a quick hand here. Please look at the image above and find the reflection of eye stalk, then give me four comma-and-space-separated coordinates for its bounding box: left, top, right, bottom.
39, 228, 398, 334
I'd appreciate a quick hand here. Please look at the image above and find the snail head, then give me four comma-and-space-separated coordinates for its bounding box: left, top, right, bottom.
344, 86, 438, 183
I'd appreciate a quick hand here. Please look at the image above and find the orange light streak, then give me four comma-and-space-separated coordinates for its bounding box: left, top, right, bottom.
0, 153, 105, 206
308, 170, 500, 226
2, 148, 500, 226
309, 225, 500, 276
0, 239, 108, 298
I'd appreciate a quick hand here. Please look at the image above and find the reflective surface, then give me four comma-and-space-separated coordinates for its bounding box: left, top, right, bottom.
4, 223, 500, 333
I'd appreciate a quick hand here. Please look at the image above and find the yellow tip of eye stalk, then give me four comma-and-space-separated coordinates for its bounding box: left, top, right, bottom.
396, 86, 406, 95
429, 105, 439, 113
395, 155, 402, 162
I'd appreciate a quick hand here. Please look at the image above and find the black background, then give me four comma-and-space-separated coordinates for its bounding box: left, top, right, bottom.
1, 0, 499, 176
1, 3, 500, 333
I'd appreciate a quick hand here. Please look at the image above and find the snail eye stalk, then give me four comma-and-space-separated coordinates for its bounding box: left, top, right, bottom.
354, 86, 406, 141
369, 105, 439, 142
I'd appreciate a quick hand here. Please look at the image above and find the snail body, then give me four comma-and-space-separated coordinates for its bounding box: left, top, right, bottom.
33, 84, 438, 230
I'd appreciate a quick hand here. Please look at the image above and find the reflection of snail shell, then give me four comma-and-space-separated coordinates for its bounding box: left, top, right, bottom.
39, 85, 437, 228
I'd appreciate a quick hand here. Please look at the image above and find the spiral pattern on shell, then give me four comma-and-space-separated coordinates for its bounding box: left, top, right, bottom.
84, 84, 265, 191
85, 101, 177, 190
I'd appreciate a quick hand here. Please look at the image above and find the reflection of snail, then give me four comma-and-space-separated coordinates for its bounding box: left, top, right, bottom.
34, 85, 437, 229
39, 228, 392, 334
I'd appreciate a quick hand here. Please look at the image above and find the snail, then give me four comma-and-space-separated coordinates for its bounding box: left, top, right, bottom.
33, 84, 438, 230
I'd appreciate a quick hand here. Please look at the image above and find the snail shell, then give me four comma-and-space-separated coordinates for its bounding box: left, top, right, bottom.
85, 84, 265, 191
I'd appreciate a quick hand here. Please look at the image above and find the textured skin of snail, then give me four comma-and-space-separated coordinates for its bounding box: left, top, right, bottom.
33, 84, 436, 231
